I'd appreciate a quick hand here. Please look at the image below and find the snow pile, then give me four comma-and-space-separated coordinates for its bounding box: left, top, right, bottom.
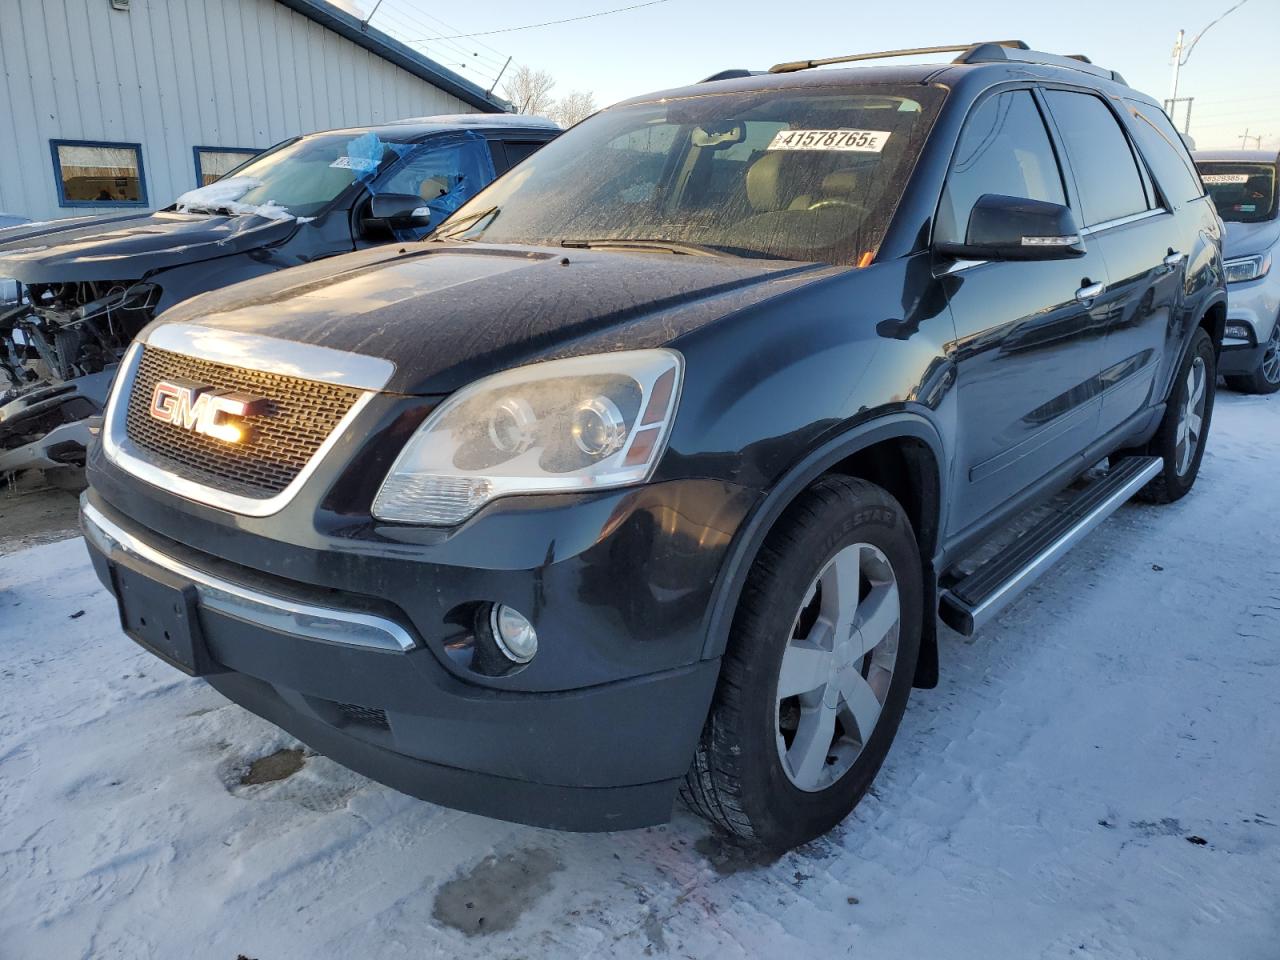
0, 393, 1277, 958
174, 177, 296, 222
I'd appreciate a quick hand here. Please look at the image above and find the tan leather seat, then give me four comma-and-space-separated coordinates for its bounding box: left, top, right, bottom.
746, 153, 788, 212
747, 156, 862, 212
820, 169, 859, 197
418, 175, 450, 200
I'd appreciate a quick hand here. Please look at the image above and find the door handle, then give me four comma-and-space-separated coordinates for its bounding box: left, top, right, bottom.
1075, 280, 1105, 303
1163, 250, 1186, 268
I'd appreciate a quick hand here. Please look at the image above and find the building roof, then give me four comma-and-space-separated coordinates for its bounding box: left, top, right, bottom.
274, 0, 512, 114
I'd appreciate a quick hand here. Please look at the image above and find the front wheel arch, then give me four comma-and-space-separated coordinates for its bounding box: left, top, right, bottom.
700, 412, 946, 687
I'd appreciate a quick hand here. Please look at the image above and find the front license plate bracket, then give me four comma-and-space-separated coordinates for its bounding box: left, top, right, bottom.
111, 560, 218, 676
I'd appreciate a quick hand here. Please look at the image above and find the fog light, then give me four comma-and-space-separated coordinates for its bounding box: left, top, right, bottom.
490, 604, 538, 663
1225, 322, 1251, 341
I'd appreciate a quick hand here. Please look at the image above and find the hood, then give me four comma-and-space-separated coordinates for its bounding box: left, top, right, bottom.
0, 211, 299, 284
151, 243, 840, 394
1223, 217, 1280, 259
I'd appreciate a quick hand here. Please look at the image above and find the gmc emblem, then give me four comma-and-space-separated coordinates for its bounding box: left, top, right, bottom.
149, 380, 266, 444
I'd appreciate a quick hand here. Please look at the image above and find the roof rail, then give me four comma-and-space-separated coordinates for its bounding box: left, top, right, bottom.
768, 41, 1127, 87
956, 43, 1127, 86
769, 41, 1027, 74
700, 69, 764, 83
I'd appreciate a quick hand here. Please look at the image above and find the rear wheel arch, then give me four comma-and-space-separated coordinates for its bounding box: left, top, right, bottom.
701, 413, 946, 687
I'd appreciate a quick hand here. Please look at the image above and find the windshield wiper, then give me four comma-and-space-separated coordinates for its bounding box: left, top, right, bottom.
560, 238, 740, 258
432, 205, 500, 241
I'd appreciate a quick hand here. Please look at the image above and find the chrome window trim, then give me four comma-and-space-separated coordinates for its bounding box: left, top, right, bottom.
102, 337, 379, 517
935, 258, 988, 275
143, 323, 395, 391
1078, 208, 1166, 236
82, 500, 416, 653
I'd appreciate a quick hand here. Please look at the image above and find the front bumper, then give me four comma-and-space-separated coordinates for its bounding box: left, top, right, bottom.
1220, 271, 1280, 375
80, 479, 743, 831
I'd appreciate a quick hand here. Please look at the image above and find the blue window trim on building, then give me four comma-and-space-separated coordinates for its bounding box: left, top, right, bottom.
192, 145, 264, 187
50, 139, 149, 208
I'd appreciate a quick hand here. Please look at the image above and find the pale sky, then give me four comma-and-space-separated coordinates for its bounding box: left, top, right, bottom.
361, 0, 1280, 151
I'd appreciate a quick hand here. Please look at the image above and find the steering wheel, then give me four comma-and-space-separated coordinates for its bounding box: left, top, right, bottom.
807, 199, 863, 212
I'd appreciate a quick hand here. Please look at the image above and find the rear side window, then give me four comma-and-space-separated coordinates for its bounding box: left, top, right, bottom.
1123, 100, 1204, 206
1045, 91, 1149, 226
503, 140, 548, 168
935, 90, 1066, 243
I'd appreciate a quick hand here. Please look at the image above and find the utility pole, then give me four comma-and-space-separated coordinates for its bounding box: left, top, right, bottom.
1164, 96, 1195, 135
1169, 29, 1185, 104
1238, 130, 1265, 149
1167, 1, 1252, 131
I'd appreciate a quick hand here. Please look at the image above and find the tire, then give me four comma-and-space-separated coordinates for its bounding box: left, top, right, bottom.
1224, 318, 1280, 395
681, 475, 922, 850
1139, 327, 1216, 504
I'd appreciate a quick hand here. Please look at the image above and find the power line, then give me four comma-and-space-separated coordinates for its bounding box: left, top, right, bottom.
370, 3, 510, 84
1191, 108, 1280, 122
402, 0, 673, 43
391, 5, 511, 60
1190, 94, 1275, 108
366, 0, 514, 81
376, 5, 509, 70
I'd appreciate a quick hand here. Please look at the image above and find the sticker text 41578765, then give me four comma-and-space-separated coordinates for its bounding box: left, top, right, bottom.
768, 129, 891, 153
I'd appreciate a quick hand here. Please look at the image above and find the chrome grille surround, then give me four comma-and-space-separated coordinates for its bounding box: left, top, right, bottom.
102, 324, 395, 517
125, 347, 365, 498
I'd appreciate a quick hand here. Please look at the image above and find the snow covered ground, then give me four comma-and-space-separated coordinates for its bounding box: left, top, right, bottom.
1, 391, 1277, 959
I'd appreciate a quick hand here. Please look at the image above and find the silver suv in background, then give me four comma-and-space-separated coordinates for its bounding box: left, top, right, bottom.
1195, 150, 1280, 393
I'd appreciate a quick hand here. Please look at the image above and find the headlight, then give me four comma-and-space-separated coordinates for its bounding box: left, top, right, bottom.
373, 349, 683, 525
1224, 253, 1272, 284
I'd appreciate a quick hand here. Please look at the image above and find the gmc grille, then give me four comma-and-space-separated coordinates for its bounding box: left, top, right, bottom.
124, 346, 363, 499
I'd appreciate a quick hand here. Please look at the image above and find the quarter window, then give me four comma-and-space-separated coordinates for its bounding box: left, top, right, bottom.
1123, 100, 1204, 206
936, 91, 1066, 244
193, 146, 262, 187
50, 140, 147, 206
1044, 91, 1149, 226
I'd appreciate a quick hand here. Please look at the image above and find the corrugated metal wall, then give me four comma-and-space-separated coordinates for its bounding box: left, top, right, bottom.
0, 0, 480, 220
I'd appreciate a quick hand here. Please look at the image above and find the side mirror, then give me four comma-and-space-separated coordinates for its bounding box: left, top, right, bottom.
935, 194, 1085, 261
364, 192, 434, 231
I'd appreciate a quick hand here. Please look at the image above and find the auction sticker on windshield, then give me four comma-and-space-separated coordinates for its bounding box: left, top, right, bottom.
1201, 174, 1250, 184
330, 156, 379, 172
768, 129, 891, 152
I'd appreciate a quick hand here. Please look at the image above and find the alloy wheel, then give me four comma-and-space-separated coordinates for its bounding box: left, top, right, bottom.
1262, 323, 1280, 386
1175, 355, 1207, 476
774, 543, 901, 792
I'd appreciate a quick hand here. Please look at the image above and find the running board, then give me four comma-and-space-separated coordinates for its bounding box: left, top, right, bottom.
939, 456, 1161, 636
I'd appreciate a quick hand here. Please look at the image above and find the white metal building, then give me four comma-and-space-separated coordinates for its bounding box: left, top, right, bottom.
0, 0, 508, 222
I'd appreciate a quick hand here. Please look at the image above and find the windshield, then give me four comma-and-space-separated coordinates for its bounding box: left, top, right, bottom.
1197, 162, 1278, 223
435, 85, 945, 264
175, 131, 422, 219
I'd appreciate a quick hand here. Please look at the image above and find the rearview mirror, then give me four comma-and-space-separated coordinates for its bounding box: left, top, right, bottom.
691, 122, 745, 148
935, 194, 1085, 261
364, 192, 434, 231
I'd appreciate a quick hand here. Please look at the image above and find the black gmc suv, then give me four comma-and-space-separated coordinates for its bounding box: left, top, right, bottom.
81, 42, 1225, 851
